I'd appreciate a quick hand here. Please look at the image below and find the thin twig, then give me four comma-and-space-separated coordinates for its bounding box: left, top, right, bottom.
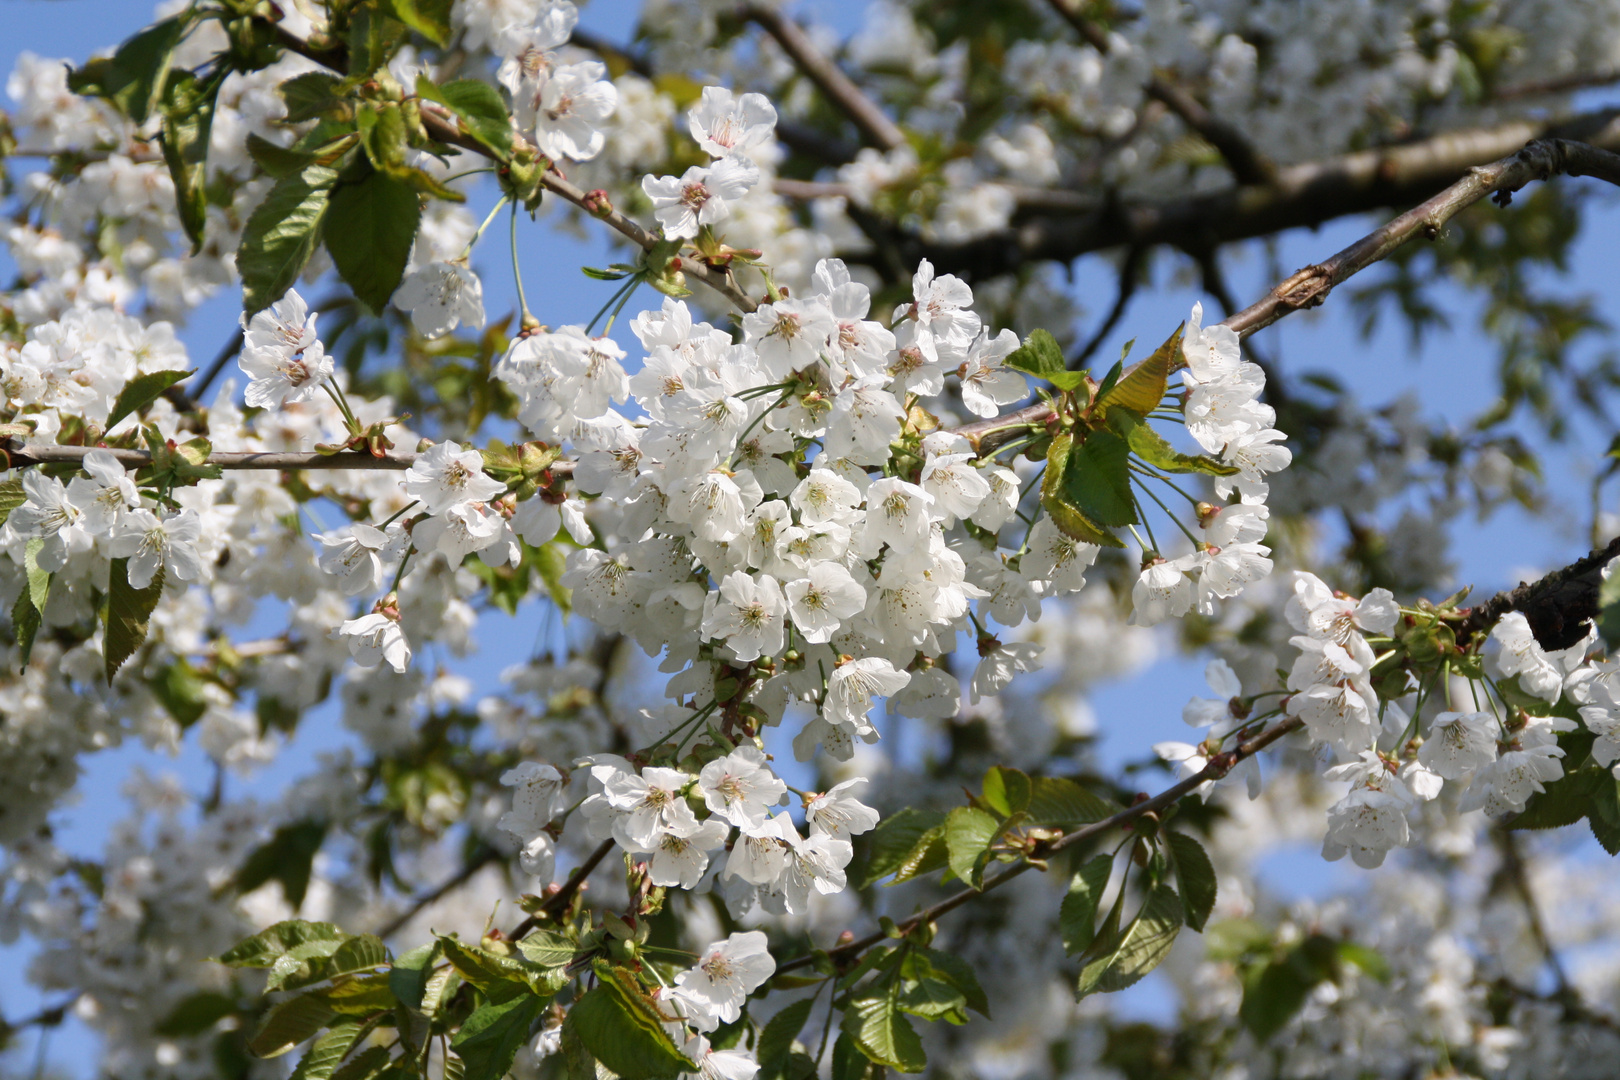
955, 136, 1620, 457
376, 847, 500, 939
1068, 246, 1144, 368
738, 3, 906, 152
507, 839, 618, 942
777, 715, 1305, 974
1043, 0, 1274, 184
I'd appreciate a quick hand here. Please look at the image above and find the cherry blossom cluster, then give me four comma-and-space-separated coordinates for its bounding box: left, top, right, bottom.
1129, 304, 1289, 626
498, 746, 878, 921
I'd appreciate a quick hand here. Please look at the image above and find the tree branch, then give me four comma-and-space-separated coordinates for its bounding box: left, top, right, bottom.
1455, 533, 1620, 650
777, 715, 1304, 974
953, 136, 1620, 457
738, 4, 906, 153
375, 846, 500, 940
1043, 0, 1275, 185
860, 110, 1620, 282
1068, 245, 1144, 368
507, 838, 617, 942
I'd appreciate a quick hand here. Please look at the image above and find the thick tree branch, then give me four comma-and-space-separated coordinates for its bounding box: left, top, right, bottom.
1, 440, 578, 477
1043, 0, 1275, 185
1456, 533, 1620, 650
738, 4, 906, 153
954, 136, 1620, 457
859, 110, 1620, 282
777, 715, 1305, 975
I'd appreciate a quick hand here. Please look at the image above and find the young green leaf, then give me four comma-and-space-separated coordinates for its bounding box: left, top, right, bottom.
855, 807, 947, 888
450, 994, 546, 1080
1108, 410, 1239, 476
1165, 832, 1219, 932
1096, 324, 1183, 417
756, 997, 816, 1080
234, 819, 330, 913
379, 0, 453, 45
829, 1033, 871, 1080
159, 72, 220, 254
1061, 427, 1137, 528
0, 479, 27, 526
288, 1019, 370, 1080
1239, 958, 1315, 1041
217, 920, 347, 968
388, 943, 439, 1011
155, 991, 239, 1038
944, 806, 1001, 889
1059, 854, 1114, 956
279, 72, 347, 123
239, 165, 337, 315
844, 987, 927, 1073
915, 947, 990, 1018
349, 7, 409, 77
1025, 776, 1117, 827
566, 982, 693, 1080
325, 164, 422, 315
1076, 883, 1183, 998
980, 766, 1032, 818
1004, 328, 1064, 378
68, 14, 189, 124
106, 369, 195, 432
104, 557, 164, 685
1041, 433, 1124, 548
12, 581, 43, 671
515, 929, 578, 969
422, 77, 514, 159
249, 992, 338, 1058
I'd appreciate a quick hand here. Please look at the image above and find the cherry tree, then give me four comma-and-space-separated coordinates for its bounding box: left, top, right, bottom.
6, 1, 1620, 1078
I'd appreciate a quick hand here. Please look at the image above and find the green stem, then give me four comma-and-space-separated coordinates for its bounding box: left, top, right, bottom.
1133, 476, 1201, 546
379, 500, 420, 530
460, 194, 510, 259
510, 200, 533, 325
584, 273, 641, 336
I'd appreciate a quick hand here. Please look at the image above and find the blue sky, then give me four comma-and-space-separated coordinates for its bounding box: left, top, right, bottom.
4, 0, 1620, 1069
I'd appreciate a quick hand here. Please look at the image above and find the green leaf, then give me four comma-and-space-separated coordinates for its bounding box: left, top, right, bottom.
290, 1019, 370, 1080
855, 807, 947, 888
155, 992, 238, 1037
239, 165, 336, 315
324, 163, 422, 315
1077, 884, 1183, 998
515, 930, 577, 969
329, 1044, 392, 1080
357, 102, 410, 173
415, 76, 513, 159
248, 133, 320, 179
159, 72, 219, 254
104, 557, 164, 685
388, 944, 438, 1010
981, 766, 1032, 818
1592, 811, 1620, 855
68, 15, 188, 124
380, 0, 453, 45
1097, 324, 1182, 417
1509, 770, 1590, 830
566, 982, 693, 1080
280, 72, 347, 123
1239, 958, 1314, 1041
915, 948, 989, 1018
1108, 410, 1239, 476
440, 935, 560, 996
152, 658, 209, 728
0, 480, 27, 526
844, 988, 926, 1073
325, 973, 398, 1015
944, 806, 1001, 889
349, 7, 409, 77
1165, 832, 1218, 932
249, 993, 338, 1058
1336, 942, 1391, 982
895, 975, 966, 1021
756, 998, 816, 1080
1040, 434, 1124, 548
1059, 854, 1114, 956
1003, 328, 1084, 389
106, 369, 195, 432
420, 965, 463, 1019
830, 1033, 871, 1080
1061, 427, 1137, 528
452, 994, 545, 1080
217, 920, 346, 968
13, 539, 50, 670
235, 820, 330, 913
1025, 777, 1117, 828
